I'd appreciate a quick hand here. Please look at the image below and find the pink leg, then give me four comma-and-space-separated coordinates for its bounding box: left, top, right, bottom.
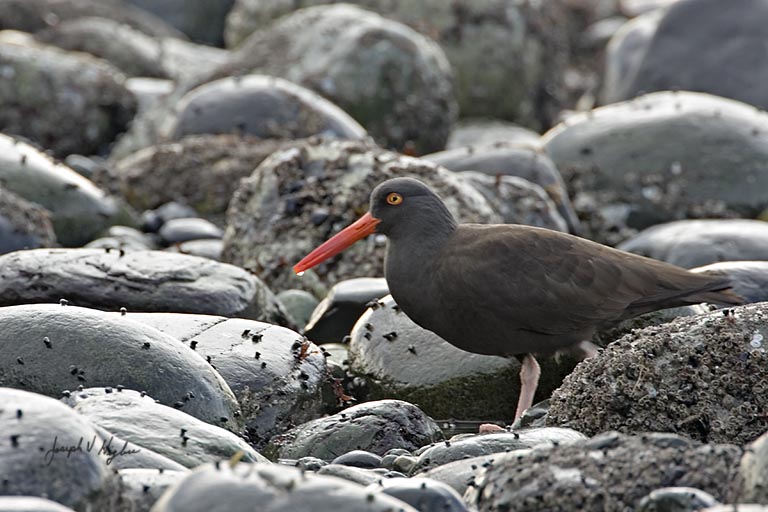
515, 354, 541, 420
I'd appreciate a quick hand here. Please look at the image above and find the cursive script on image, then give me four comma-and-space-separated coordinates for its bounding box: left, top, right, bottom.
44, 435, 141, 466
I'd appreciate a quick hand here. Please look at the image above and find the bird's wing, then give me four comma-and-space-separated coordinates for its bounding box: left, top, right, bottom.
432, 225, 724, 336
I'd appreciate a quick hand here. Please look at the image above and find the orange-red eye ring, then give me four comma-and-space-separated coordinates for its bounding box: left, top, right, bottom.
386, 192, 403, 205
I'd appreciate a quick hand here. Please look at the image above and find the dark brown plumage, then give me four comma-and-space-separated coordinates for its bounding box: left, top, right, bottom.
295, 177, 743, 419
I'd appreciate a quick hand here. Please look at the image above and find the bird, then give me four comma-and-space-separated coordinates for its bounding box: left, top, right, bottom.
294, 177, 743, 421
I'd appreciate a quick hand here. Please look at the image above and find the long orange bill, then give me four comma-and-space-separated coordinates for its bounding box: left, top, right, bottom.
293, 212, 381, 274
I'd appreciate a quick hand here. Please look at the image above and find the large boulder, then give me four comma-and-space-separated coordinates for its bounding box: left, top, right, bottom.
542, 91, 768, 241
0, 34, 137, 157
547, 302, 768, 445
0, 304, 242, 427
224, 0, 571, 129
213, 4, 456, 154
0, 134, 135, 246
221, 139, 501, 295
0, 248, 290, 325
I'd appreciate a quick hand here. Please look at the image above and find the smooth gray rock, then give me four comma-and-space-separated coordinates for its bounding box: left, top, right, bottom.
0, 497, 77, 512
214, 4, 456, 154
115, 469, 187, 512
123, 313, 328, 449
0, 35, 137, 157
121, 0, 234, 46
331, 450, 382, 469
543, 91, 768, 241
159, 217, 223, 245
304, 277, 389, 344
637, 487, 720, 512
0, 304, 241, 427
603, 0, 768, 110
548, 302, 768, 445
222, 139, 501, 295
446, 119, 540, 149
168, 239, 223, 261
267, 400, 442, 461
617, 219, 768, 268
168, 75, 367, 142
0, 133, 135, 247
348, 295, 579, 420
366, 477, 468, 512
465, 432, 741, 511
424, 141, 579, 233
141, 202, 198, 232
88, 424, 186, 471
0, 248, 290, 325
316, 464, 384, 486
64, 388, 266, 468
416, 453, 500, 496
0, 185, 56, 254
111, 135, 294, 217
738, 428, 768, 503
0, 388, 113, 510
276, 289, 318, 329
84, 225, 157, 252
693, 261, 768, 304
412, 429, 586, 473
150, 462, 418, 512
126, 77, 174, 114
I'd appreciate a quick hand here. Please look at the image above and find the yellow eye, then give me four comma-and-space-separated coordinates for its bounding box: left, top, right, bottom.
386, 192, 403, 205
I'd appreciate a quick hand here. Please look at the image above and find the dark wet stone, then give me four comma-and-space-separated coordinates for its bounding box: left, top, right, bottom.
603, 0, 768, 110
424, 141, 580, 233
466, 432, 741, 511
0, 304, 241, 427
88, 424, 185, 471
412, 428, 586, 474
617, 219, 768, 268
0, 185, 56, 254
0, 497, 77, 511
214, 4, 455, 154
276, 289, 318, 329
458, 172, 569, 233
548, 302, 768, 445
0, 248, 290, 325
113, 135, 294, 217
123, 313, 327, 449
159, 217, 223, 245
0, 35, 137, 157
366, 477, 468, 512
304, 277, 389, 344
0, 0, 185, 39
447, 119, 540, 149
141, 202, 198, 232
122, 0, 234, 46
543, 91, 768, 243
416, 453, 500, 496
693, 261, 768, 304
224, 1, 570, 131
115, 468, 187, 512
636, 487, 720, 512
222, 139, 501, 295
0, 134, 136, 247
738, 428, 768, 503
0, 388, 114, 509
331, 450, 382, 469
35, 17, 168, 78
168, 239, 223, 261
151, 462, 418, 512
348, 295, 580, 420
64, 387, 266, 468
267, 400, 442, 461
169, 75, 366, 143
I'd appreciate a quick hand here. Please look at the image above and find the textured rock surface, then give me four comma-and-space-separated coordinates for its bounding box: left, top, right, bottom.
0, 304, 241, 427
348, 295, 581, 420
0, 248, 290, 325
115, 468, 186, 512
0, 35, 137, 157
543, 91, 768, 242
123, 313, 328, 449
64, 388, 266, 468
617, 219, 768, 268
0, 133, 135, 247
222, 139, 501, 295
548, 302, 768, 445
636, 487, 720, 512
267, 400, 442, 461
212, 4, 456, 154
0, 185, 56, 254
465, 432, 741, 511
111, 135, 292, 218
224, 0, 571, 129
0, 388, 113, 510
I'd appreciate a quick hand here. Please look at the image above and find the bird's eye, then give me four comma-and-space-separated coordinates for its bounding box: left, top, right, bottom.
386, 192, 403, 205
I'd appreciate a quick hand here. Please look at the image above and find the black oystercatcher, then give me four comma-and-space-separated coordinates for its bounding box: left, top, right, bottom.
294, 178, 742, 420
